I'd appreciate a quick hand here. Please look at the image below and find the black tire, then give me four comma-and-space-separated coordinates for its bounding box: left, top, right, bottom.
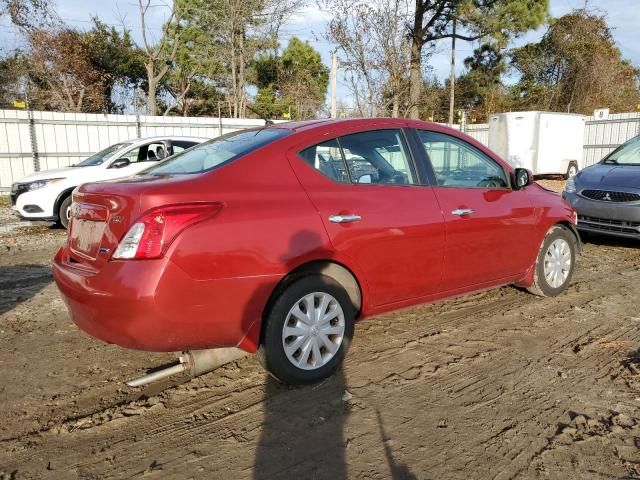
58, 195, 72, 229
528, 225, 577, 297
258, 275, 355, 386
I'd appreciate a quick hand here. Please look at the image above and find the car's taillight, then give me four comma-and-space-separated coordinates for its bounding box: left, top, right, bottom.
112, 203, 223, 260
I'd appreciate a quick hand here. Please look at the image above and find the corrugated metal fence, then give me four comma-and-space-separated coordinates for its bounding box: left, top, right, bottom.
0, 109, 272, 191
2, 109, 639, 190
463, 123, 490, 146
463, 112, 640, 167
581, 112, 640, 166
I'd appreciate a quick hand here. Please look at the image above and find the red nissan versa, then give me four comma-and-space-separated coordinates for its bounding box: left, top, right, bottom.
53, 118, 580, 385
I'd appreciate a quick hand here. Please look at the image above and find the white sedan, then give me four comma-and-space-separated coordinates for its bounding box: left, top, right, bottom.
10, 136, 207, 228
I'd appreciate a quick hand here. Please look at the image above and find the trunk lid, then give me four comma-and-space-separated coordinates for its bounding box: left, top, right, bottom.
68, 187, 140, 270
67, 174, 195, 270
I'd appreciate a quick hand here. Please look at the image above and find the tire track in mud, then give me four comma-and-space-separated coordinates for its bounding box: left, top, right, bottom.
1, 241, 640, 479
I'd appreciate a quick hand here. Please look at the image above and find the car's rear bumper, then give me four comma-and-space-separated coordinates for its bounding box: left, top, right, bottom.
563, 191, 640, 238
53, 246, 282, 353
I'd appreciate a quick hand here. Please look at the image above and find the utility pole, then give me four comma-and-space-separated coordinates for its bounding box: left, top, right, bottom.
24, 80, 40, 172
448, 18, 457, 127
331, 51, 338, 118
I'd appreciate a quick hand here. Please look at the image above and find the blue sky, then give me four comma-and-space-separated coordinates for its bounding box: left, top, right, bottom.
1, 0, 639, 106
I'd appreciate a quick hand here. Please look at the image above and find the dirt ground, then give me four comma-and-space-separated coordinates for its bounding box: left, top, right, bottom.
1, 184, 639, 480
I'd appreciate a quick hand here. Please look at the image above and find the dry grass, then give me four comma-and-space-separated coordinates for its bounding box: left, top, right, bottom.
537, 179, 567, 192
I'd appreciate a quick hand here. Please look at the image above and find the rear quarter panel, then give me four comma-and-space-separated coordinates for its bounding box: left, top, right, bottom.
164, 140, 339, 351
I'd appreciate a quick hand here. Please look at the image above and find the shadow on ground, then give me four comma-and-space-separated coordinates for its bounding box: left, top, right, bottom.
581, 232, 639, 249
0, 264, 52, 316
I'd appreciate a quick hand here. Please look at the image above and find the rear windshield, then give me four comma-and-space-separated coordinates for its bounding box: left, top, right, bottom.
143, 128, 291, 175
603, 135, 640, 165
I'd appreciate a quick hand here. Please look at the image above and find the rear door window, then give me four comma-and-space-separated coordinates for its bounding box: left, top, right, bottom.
299, 139, 350, 183
299, 129, 417, 186
340, 130, 417, 185
144, 128, 291, 175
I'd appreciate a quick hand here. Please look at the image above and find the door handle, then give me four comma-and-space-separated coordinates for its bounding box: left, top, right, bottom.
329, 214, 362, 223
451, 208, 474, 216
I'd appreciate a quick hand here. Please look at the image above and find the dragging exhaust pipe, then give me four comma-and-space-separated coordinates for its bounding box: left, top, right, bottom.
126, 348, 248, 387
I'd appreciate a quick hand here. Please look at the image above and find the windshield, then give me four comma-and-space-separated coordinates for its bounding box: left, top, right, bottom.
75, 143, 132, 167
603, 135, 640, 166
143, 128, 291, 175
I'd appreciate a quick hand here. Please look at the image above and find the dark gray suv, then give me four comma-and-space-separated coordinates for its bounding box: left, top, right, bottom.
563, 135, 640, 239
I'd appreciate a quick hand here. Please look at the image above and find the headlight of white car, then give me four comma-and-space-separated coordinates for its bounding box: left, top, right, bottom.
564, 177, 577, 193
24, 178, 65, 191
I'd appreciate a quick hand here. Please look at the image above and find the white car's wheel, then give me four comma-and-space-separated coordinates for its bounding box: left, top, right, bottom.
58, 196, 72, 229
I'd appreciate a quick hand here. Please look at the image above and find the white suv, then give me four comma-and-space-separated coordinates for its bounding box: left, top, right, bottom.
10, 136, 207, 228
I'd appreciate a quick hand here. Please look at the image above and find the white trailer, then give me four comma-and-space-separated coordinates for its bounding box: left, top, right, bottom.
488, 111, 586, 178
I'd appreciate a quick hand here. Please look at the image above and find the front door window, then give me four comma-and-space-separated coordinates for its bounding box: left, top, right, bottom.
418, 131, 508, 188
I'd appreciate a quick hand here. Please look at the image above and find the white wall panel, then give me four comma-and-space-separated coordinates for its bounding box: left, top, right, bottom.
0, 110, 271, 189
3, 108, 636, 190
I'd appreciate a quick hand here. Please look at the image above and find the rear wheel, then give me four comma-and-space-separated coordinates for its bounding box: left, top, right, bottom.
258, 275, 355, 385
528, 225, 577, 297
58, 196, 72, 229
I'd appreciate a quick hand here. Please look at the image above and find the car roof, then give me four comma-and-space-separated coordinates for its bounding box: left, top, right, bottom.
271, 117, 435, 133
261, 117, 500, 167
128, 136, 209, 144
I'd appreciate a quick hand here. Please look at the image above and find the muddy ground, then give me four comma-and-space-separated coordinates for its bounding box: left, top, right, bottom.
0, 185, 639, 480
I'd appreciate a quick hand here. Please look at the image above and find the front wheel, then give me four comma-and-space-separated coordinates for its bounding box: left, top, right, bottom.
58, 196, 72, 229
258, 275, 355, 386
528, 225, 577, 297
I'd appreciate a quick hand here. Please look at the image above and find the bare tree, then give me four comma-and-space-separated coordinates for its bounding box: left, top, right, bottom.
260, 0, 306, 58
176, 0, 304, 119
137, 0, 183, 116
1, 0, 58, 30
163, 71, 193, 116
27, 29, 107, 112
323, 0, 412, 117
372, 0, 412, 117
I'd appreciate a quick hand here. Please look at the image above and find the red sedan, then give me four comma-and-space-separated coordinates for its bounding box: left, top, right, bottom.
53, 119, 579, 385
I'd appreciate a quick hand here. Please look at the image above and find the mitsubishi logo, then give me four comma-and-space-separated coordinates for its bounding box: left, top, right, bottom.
603, 192, 612, 201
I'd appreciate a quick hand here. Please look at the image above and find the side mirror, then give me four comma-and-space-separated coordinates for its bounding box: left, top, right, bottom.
513, 168, 533, 190
110, 158, 131, 169
358, 174, 372, 184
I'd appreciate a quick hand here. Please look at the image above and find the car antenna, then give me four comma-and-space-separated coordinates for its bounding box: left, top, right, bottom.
245, 104, 274, 127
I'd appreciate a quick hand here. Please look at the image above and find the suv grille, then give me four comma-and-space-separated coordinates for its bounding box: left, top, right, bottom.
578, 215, 640, 235
580, 189, 640, 203
9, 183, 29, 206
